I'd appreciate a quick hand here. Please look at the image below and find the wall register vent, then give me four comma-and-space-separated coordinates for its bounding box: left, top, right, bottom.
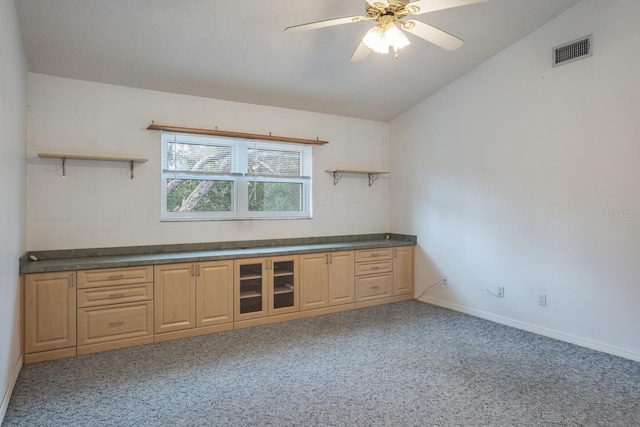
553, 35, 592, 67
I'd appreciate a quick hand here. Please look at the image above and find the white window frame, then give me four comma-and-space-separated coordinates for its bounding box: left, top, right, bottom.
161, 131, 312, 221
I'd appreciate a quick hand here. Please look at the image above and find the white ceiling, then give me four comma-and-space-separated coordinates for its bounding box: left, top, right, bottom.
15, 0, 580, 122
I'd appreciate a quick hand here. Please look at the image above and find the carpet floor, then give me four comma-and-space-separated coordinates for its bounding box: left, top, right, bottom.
3, 301, 639, 426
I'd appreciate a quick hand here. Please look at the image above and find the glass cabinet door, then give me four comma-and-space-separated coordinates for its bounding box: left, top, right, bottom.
272, 259, 295, 310
269, 256, 299, 315
238, 262, 264, 315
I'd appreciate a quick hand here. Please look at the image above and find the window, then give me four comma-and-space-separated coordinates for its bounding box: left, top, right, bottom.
161, 131, 312, 220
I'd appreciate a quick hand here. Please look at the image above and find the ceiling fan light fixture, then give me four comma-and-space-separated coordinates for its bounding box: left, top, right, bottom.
385, 23, 410, 52
363, 25, 389, 54
363, 22, 410, 57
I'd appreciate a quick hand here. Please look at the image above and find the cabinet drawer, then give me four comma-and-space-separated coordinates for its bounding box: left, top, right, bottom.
355, 248, 392, 262
77, 301, 153, 346
355, 260, 393, 276
77, 266, 153, 289
355, 273, 393, 301
77, 282, 153, 308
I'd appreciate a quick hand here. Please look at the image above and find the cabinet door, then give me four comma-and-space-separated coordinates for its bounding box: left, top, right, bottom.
234, 258, 268, 320
328, 251, 355, 306
299, 253, 329, 311
25, 271, 76, 354
269, 255, 299, 315
393, 246, 414, 296
154, 263, 196, 334
196, 260, 233, 327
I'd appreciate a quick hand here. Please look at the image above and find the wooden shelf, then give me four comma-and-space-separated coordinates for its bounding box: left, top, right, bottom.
240, 289, 262, 299
38, 153, 148, 163
325, 169, 389, 186
38, 152, 148, 179
148, 122, 328, 146
273, 270, 294, 277
239, 274, 262, 281
274, 284, 294, 295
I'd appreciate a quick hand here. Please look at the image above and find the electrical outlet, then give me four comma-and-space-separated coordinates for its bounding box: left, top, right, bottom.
496, 287, 504, 298
538, 293, 547, 306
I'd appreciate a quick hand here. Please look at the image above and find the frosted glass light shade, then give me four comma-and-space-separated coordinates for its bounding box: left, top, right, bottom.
363, 25, 389, 54
385, 23, 410, 52
363, 22, 410, 55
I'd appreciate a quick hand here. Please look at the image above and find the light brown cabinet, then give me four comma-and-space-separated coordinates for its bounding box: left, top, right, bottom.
196, 260, 234, 328
234, 256, 299, 325
22, 242, 414, 363
300, 251, 354, 312
24, 271, 77, 363
155, 260, 234, 337
353, 246, 414, 307
393, 246, 414, 296
76, 266, 154, 355
355, 248, 393, 302
154, 263, 195, 334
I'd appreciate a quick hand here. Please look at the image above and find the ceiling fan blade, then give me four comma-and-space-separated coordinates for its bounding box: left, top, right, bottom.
406, 0, 490, 15
366, 0, 389, 7
285, 15, 366, 32
351, 41, 372, 62
402, 20, 463, 51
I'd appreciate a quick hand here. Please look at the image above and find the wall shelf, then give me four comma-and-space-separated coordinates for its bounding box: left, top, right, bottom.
37, 152, 149, 179
325, 169, 389, 186
147, 122, 329, 145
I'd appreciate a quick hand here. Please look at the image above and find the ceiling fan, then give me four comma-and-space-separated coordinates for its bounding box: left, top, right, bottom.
285, 0, 489, 61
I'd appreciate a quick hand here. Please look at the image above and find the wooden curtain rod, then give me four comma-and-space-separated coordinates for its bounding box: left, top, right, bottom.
147, 122, 329, 145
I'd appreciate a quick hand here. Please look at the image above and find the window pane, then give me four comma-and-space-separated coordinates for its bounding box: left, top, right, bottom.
166, 142, 232, 173
166, 179, 233, 212
247, 148, 301, 177
248, 182, 302, 212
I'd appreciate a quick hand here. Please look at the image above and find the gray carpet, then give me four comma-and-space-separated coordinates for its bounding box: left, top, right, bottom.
4, 301, 639, 426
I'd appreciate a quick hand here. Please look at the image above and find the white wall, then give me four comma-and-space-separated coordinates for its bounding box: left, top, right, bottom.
27, 74, 389, 250
0, 0, 27, 420
389, 0, 640, 361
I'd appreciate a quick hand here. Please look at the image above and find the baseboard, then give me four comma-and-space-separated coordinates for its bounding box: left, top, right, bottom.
0, 355, 22, 424
419, 296, 640, 363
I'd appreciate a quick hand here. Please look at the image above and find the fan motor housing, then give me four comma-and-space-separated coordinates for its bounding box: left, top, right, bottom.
366, 0, 411, 19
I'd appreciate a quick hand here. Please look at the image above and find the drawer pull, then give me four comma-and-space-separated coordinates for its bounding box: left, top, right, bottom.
370, 266, 380, 270
371, 286, 380, 290
371, 254, 381, 257
109, 321, 124, 328
108, 293, 125, 299
108, 275, 124, 280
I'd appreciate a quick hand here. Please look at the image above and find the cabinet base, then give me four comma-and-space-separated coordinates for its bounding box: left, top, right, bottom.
24, 347, 77, 364
154, 323, 234, 343
77, 335, 154, 356
299, 303, 355, 319
234, 312, 299, 330
355, 294, 414, 309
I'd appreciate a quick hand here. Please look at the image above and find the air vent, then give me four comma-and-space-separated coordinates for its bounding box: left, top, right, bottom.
553, 35, 592, 67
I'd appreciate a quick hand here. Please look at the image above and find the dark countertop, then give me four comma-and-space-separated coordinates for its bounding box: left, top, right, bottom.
20, 233, 417, 274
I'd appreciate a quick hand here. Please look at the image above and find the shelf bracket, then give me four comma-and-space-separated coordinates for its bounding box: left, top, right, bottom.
368, 173, 379, 187
130, 160, 134, 179
332, 171, 343, 186
61, 157, 67, 178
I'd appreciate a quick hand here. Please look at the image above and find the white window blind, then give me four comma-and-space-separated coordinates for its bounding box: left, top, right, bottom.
161, 131, 311, 220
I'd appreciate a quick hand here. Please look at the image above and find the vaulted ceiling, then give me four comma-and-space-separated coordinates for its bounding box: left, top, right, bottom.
15, 0, 580, 121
